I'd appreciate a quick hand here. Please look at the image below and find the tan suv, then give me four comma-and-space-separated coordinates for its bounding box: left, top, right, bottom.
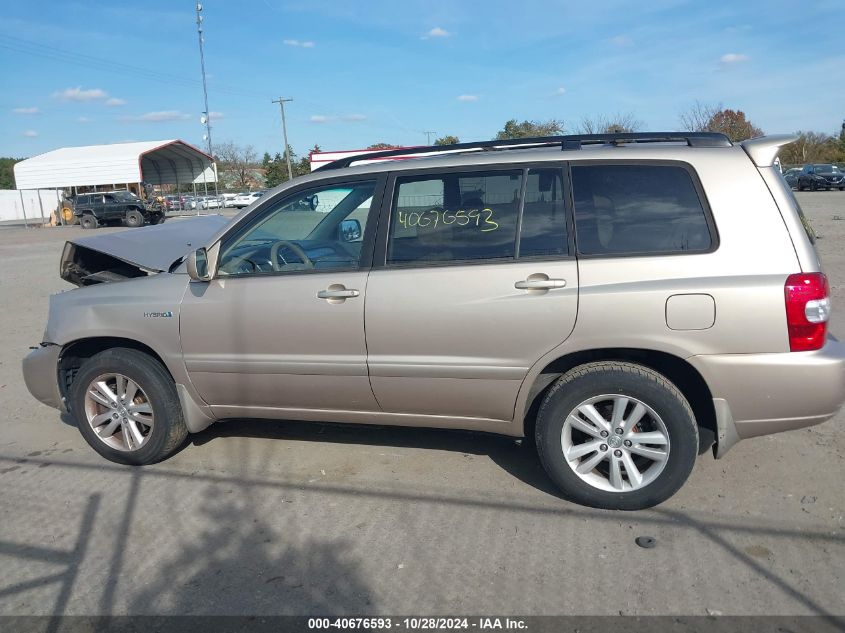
22, 132, 845, 509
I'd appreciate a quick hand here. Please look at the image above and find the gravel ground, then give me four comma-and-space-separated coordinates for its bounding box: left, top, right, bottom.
0, 193, 843, 617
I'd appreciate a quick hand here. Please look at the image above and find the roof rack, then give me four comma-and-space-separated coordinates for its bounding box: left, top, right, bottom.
315, 132, 732, 171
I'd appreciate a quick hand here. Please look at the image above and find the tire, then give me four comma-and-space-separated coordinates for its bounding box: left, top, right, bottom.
80, 214, 98, 229
125, 209, 144, 228
69, 348, 188, 466
152, 214, 166, 225
535, 361, 698, 510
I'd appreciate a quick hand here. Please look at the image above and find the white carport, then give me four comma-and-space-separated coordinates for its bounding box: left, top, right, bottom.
13, 139, 217, 191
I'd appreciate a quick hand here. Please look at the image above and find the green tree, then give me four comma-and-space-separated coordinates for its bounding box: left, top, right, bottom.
434, 135, 460, 146
367, 143, 400, 150
494, 119, 564, 140
264, 152, 287, 188
0, 157, 21, 189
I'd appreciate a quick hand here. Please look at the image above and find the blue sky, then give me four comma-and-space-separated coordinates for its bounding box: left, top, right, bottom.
1, 0, 842, 159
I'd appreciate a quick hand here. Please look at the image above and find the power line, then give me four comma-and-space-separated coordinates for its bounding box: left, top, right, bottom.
0, 33, 267, 100
423, 130, 436, 144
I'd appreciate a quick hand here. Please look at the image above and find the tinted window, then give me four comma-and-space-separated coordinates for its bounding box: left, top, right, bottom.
520, 168, 568, 258
388, 170, 522, 265
571, 164, 712, 255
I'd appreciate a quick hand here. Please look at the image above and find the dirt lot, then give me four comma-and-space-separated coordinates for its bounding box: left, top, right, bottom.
0, 194, 843, 617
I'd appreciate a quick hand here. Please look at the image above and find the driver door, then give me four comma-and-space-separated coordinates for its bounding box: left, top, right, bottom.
179, 176, 384, 418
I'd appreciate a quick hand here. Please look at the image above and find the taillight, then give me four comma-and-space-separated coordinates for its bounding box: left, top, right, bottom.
784, 273, 830, 352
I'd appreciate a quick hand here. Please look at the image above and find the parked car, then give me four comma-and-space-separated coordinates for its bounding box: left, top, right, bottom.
797, 164, 845, 191
23, 132, 845, 510
221, 193, 239, 208
232, 191, 265, 208
199, 196, 224, 210
782, 167, 802, 190
72, 191, 165, 229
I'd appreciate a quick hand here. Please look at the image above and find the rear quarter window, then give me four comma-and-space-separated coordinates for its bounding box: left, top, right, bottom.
571, 163, 713, 256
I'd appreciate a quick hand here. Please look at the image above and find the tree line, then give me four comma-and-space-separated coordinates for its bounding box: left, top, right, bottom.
2, 105, 843, 190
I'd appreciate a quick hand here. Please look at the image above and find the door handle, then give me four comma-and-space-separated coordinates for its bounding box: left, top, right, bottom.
515, 278, 566, 290
317, 286, 360, 300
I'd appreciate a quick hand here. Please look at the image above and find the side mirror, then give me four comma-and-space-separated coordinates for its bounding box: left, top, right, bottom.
339, 218, 362, 242
186, 247, 213, 281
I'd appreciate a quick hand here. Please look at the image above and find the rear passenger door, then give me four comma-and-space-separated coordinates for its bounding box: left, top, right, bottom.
364, 165, 579, 424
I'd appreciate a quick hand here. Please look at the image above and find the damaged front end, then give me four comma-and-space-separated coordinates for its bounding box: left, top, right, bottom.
58, 215, 232, 287
60, 242, 155, 286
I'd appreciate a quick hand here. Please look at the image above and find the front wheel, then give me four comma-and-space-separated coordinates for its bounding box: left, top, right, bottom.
79, 214, 98, 229
535, 362, 698, 510
69, 348, 188, 465
125, 209, 144, 228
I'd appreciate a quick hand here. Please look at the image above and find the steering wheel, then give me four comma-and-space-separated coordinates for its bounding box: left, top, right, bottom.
270, 240, 314, 271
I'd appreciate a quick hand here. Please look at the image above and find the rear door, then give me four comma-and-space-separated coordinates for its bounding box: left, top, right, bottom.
364, 165, 579, 424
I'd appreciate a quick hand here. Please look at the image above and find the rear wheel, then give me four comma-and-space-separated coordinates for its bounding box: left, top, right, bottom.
79, 214, 98, 229
69, 348, 188, 465
125, 209, 144, 228
535, 361, 698, 510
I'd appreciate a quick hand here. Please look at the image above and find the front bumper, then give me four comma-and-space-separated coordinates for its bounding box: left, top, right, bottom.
689, 338, 845, 455
22, 344, 65, 411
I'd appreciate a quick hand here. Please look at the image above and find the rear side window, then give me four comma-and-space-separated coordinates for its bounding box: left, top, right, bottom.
571, 164, 712, 256
387, 170, 522, 264
520, 168, 568, 258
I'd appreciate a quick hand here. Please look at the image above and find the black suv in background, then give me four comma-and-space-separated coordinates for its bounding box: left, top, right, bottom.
73, 191, 166, 229
797, 164, 845, 191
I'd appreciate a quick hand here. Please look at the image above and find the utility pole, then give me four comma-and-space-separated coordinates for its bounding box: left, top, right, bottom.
424, 130, 436, 145
195, 3, 218, 196
272, 97, 294, 180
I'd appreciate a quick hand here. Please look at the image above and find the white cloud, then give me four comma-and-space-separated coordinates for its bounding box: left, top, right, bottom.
457, 94, 479, 102
284, 39, 315, 47
720, 53, 749, 64
310, 114, 367, 123
554, 86, 566, 96
609, 34, 633, 47
105, 98, 127, 107
123, 110, 191, 122
53, 86, 108, 102
77, 116, 92, 123
208, 111, 224, 121
22, 130, 38, 137
13, 106, 39, 115
425, 26, 450, 38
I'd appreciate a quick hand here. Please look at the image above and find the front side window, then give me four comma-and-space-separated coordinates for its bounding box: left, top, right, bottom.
387, 170, 522, 265
218, 180, 376, 276
571, 164, 712, 256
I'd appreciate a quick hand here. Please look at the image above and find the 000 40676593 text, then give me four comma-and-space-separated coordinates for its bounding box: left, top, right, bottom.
397, 208, 500, 232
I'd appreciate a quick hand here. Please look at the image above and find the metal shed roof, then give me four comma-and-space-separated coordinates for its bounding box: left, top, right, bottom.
13, 139, 217, 189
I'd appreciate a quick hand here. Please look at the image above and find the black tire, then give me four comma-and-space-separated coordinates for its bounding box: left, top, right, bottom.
125, 209, 144, 228
80, 214, 98, 229
69, 348, 188, 466
535, 361, 698, 510
152, 214, 166, 225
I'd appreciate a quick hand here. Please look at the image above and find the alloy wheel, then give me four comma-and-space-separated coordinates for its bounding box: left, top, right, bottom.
83, 373, 154, 451
561, 394, 670, 493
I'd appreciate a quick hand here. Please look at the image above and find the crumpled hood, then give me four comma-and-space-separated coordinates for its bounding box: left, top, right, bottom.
61, 214, 231, 286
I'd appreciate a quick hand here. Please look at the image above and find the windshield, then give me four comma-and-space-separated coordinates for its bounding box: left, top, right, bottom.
813, 164, 838, 172
113, 191, 138, 201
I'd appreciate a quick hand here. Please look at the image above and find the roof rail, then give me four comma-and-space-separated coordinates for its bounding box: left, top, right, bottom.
315, 132, 732, 171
